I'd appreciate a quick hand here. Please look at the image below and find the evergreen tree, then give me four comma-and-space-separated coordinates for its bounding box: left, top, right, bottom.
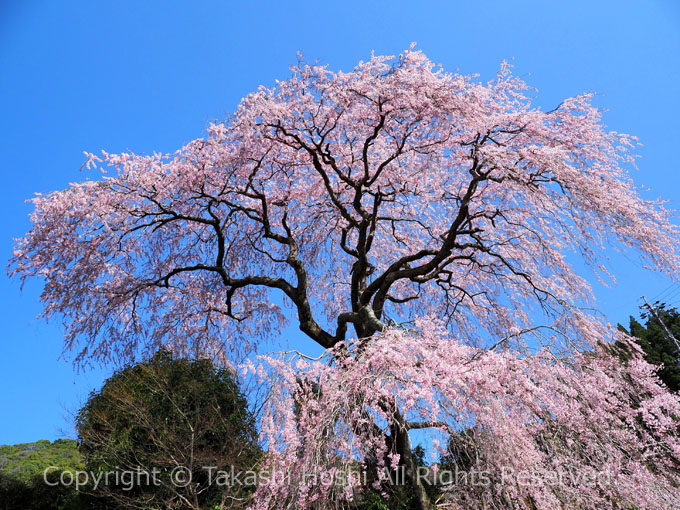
76, 350, 260, 509
621, 304, 680, 392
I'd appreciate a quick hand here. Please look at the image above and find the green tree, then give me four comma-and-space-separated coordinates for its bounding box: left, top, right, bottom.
0, 439, 106, 510
620, 304, 680, 392
76, 350, 260, 510
0, 439, 83, 483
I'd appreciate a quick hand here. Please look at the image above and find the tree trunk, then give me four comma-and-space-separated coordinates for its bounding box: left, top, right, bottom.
390, 413, 433, 510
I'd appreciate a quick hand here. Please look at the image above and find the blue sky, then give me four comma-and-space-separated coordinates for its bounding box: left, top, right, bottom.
1, 0, 679, 445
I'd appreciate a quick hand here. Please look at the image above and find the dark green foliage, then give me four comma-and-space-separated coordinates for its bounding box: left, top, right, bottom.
76, 349, 260, 509
438, 429, 477, 474
619, 304, 680, 392
356, 445, 439, 510
0, 470, 78, 510
0, 439, 102, 510
0, 458, 112, 510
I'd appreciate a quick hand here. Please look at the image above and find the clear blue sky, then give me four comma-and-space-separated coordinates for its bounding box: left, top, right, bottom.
1, 0, 678, 445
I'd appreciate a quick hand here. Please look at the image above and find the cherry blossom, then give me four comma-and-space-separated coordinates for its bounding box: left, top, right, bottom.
11, 47, 680, 509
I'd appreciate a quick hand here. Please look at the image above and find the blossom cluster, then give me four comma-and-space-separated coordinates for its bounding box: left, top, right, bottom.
251, 320, 680, 509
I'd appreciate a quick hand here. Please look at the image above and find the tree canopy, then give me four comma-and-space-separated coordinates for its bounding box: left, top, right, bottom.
76, 350, 260, 509
11, 48, 680, 510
